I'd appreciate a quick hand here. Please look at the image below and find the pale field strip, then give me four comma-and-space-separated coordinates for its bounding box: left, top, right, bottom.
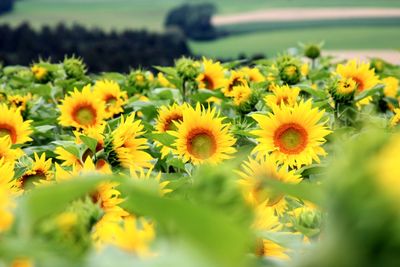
212, 8, 400, 25
323, 50, 400, 64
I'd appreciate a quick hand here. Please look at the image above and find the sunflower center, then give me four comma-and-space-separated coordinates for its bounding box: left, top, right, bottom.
228, 77, 244, 92
274, 123, 308, 154
105, 95, 117, 106
277, 96, 289, 105
0, 124, 17, 144
254, 173, 284, 206
73, 105, 97, 126
20, 170, 46, 189
202, 74, 214, 89
187, 129, 216, 159
352, 77, 365, 91
164, 114, 183, 131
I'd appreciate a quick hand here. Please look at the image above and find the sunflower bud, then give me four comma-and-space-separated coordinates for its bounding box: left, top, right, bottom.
328, 78, 356, 103
280, 63, 301, 85
126, 69, 154, 94
175, 57, 200, 81
63, 56, 87, 79
370, 58, 385, 74
292, 205, 322, 237
303, 44, 321, 60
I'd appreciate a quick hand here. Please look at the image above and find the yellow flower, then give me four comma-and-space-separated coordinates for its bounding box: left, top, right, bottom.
382, 77, 399, 98
93, 80, 128, 118
390, 108, 400, 127
337, 78, 357, 95
157, 72, 175, 88
7, 94, 32, 113
31, 65, 47, 80
253, 205, 289, 259
336, 59, 379, 93
373, 134, 400, 204
0, 104, 32, 144
301, 63, 309, 77
240, 67, 265, 83
264, 85, 300, 108
11, 258, 34, 267
55, 146, 81, 167
56, 212, 78, 231
106, 216, 155, 257
0, 159, 16, 233
58, 85, 106, 129
111, 113, 153, 169
129, 166, 172, 196
232, 85, 252, 106
171, 104, 236, 165
252, 100, 331, 168
17, 153, 53, 190
0, 136, 23, 163
238, 156, 301, 214
154, 103, 185, 158
257, 239, 290, 260
196, 58, 226, 90
222, 70, 247, 97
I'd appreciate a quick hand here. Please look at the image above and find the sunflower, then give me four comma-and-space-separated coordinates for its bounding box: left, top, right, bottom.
252, 100, 331, 168
237, 156, 301, 214
222, 70, 248, 96
0, 159, 15, 233
171, 104, 236, 165
252, 205, 289, 259
264, 85, 300, 108
104, 215, 155, 257
17, 153, 53, 190
110, 113, 153, 169
336, 59, 379, 93
129, 167, 172, 196
157, 72, 175, 88
93, 80, 128, 118
390, 109, 400, 127
240, 67, 265, 83
31, 64, 48, 81
154, 103, 185, 158
232, 85, 252, 106
336, 78, 357, 95
382, 77, 399, 98
55, 146, 81, 167
0, 136, 23, 163
196, 58, 226, 90
58, 85, 106, 129
7, 93, 32, 113
373, 134, 400, 203
0, 104, 32, 144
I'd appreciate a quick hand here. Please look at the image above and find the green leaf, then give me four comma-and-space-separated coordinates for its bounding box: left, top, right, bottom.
298, 84, 328, 99
154, 66, 178, 76
354, 84, 383, 102
79, 135, 98, 153
119, 180, 252, 267
35, 125, 56, 133
147, 132, 176, 147
17, 175, 103, 226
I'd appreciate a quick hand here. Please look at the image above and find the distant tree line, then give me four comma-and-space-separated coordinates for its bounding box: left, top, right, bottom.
165, 3, 223, 41
0, 0, 14, 15
0, 23, 191, 72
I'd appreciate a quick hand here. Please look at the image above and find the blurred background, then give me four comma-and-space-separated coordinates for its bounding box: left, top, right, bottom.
0, 0, 399, 72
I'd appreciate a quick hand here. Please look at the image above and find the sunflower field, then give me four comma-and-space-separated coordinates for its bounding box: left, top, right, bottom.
0, 47, 400, 267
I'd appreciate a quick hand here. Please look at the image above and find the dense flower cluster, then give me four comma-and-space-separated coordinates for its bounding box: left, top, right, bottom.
0, 52, 399, 267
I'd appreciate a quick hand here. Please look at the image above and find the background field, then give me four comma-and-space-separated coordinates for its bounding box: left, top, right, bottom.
1, 0, 400, 59
1, 0, 400, 30
190, 26, 400, 58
